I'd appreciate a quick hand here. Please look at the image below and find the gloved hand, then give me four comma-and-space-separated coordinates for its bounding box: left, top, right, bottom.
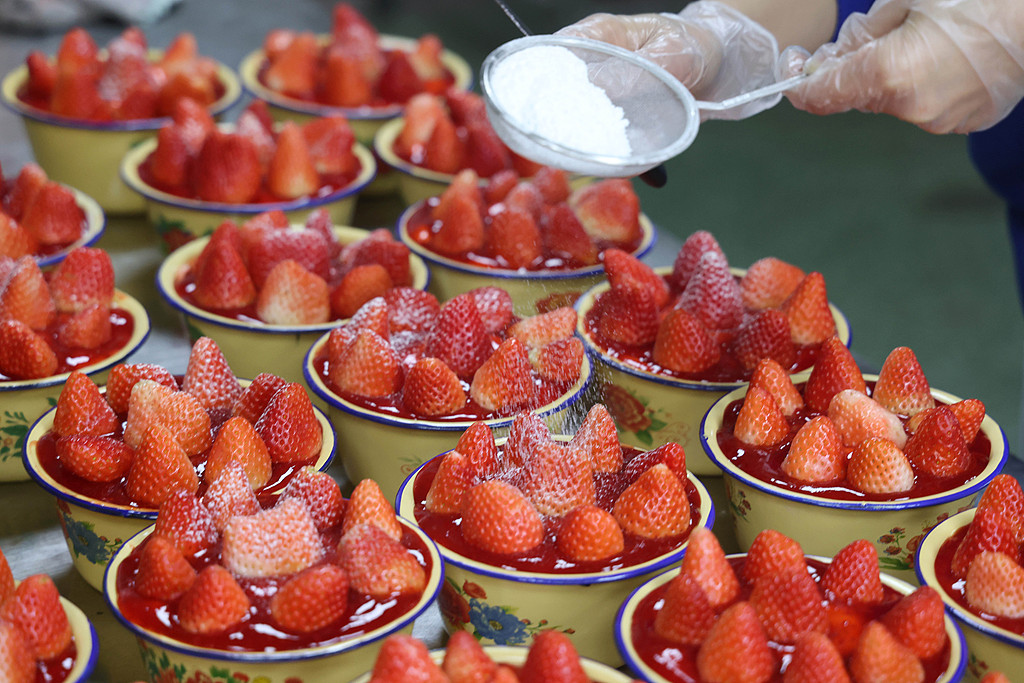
780, 0, 1024, 134
557, 1, 781, 120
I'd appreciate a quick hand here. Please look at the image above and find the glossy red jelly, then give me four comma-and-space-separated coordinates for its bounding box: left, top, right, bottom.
628, 556, 952, 683
36, 641, 77, 683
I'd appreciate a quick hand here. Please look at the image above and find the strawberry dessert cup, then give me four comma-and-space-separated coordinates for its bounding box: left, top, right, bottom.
914, 476, 1024, 682
0, 28, 242, 214
701, 342, 1007, 582
615, 528, 966, 683
22, 338, 336, 590
0, 247, 150, 482
395, 409, 714, 665
103, 477, 442, 683
156, 213, 430, 388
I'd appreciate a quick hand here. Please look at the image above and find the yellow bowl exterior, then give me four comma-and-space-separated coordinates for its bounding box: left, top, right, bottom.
104, 522, 443, 683
701, 379, 1007, 583
395, 452, 715, 666
1, 60, 241, 215
575, 272, 851, 476
156, 225, 430, 388
916, 508, 1024, 682
0, 290, 149, 482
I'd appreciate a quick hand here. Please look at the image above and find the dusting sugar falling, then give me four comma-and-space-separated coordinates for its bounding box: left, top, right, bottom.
490, 45, 632, 158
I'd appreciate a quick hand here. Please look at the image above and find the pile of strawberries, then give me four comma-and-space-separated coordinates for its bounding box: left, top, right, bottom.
0, 246, 118, 380
0, 547, 76, 682
325, 288, 584, 417
182, 209, 413, 322
145, 99, 361, 204
362, 630, 601, 683
1, 162, 86, 258
585, 230, 837, 379
259, 3, 451, 107
20, 26, 222, 121
642, 528, 950, 683
730, 341, 988, 494
411, 169, 643, 270
419, 406, 696, 562
48, 337, 323, 508
393, 89, 541, 177
121, 476, 427, 641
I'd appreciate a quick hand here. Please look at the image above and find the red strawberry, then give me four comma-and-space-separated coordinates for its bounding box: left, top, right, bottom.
235, 109, 275, 166
181, 337, 243, 412
784, 632, 851, 683
177, 565, 251, 634
695, 602, 774, 683
149, 123, 193, 188
279, 466, 345, 531
740, 256, 805, 310
568, 179, 641, 244
49, 67, 102, 119
881, 586, 948, 659
847, 437, 915, 494
469, 337, 536, 413
678, 251, 744, 330
802, 336, 867, 413
529, 337, 584, 383
338, 522, 426, 598
0, 256, 55, 330
205, 416, 272, 490
422, 114, 465, 174
403, 357, 466, 417
221, 497, 322, 578
397, 93, 446, 158
270, 564, 349, 632
345, 230, 413, 287
821, 540, 884, 605
556, 504, 624, 562
489, 205, 542, 268
781, 415, 846, 482
0, 213, 38, 259
462, 119, 511, 177
455, 421, 498, 479
443, 630, 497, 683
268, 122, 320, 200
57, 303, 112, 349
826, 603, 869, 657
612, 463, 690, 538
432, 190, 486, 256
20, 181, 84, 247
621, 442, 688, 487
25, 49, 57, 101
134, 534, 197, 600
0, 574, 72, 659
5, 163, 48, 221
55, 434, 133, 482
950, 505, 1021, 578
670, 230, 726, 291
169, 97, 215, 153
322, 46, 375, 107
733, 309, 797, 372
827, 389, 907, 449
781, 272, 836, 345
680, 526, 740, 608
461, 479, 544, 554
750, 568, 827, 644
571, 404, 623, 473
520, 630, 590, 683
0, 320, 57, 379
603, 248, 669, 308
979, 674, 1012, 683
446, 87, 488, 127
734, 385, 790, 446
52, 371, 118, 437
964, 551, 1024, 618
370, 634, 447, 683
232, 372, 288, 424
378, 50, 425, 104
247, 225, 331, 289
125, 424, 200, 507
510, 307, 576, 349
105, 363, 178, 414
202, 460, 261, 531
425, 450, 473, 514
650, 307, 720, 374
330, 263, 391, 320
303, 115, 359, 175
872, 347, 935, 417
385, 287, 440, 333
154, 488, 217, 556
48, 246, 114, 313
976, 473, 1024, 543
948, 398, 986, 443
254, 382, 323, 463
502, 182, 545, 221
264, 31, 318, 97
742, 529, 807, 584
0, 619, 35, 683
519, 440, 596, 516
597, 282, 660, 347
192, 130, 262, 203
342, 478, 404, 541
531, 167, 571, 204
749, 357, 804, 416
503, 411, 552, 469
653, 571, 715, 646
543, 203, 599, 265
0, 548, 13, 604
191, 235, 256, 310
258, 259, 331, 324
329, 330, 403, 398
848, 621, 924, 683
156, 68, 217, 115
426, 293, 492, 378
903, 405, 970, 478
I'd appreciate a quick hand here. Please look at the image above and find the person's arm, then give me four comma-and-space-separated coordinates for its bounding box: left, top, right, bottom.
716, 0, 838, 51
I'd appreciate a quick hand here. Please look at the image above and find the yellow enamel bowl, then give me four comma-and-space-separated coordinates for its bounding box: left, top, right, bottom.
34, 184, 107, 269
0, 58, 241, 215
700, 379, 1007, 583
9, 582, 100, 682
398, 200, 657, 318
616, 554, 967, 683
155, 225, 431, 388
916, 508, 1024, 682
304, 332, 593, 500
103, 521, 442, 683
575, 269, 851, 477
395, 444, 715, 666
0, 289, 149, 482
21, 387, 336, 591
348, 644, 638, 683
120, 132, 376, 251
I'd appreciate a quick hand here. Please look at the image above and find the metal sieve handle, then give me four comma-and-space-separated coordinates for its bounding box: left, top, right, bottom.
695, 73, 807, 112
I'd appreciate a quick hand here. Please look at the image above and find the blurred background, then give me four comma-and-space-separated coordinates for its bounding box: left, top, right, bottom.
1, 0, 1020, 457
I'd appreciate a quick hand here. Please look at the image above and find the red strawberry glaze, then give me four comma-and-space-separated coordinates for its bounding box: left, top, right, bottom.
114, 523, 433, 651
405, 202, 644, 271
715, 384, 992, 502
35, 642, 77, 683
410, 447, 703, 573
0, 307, 134, 382
933, 525, 1024, 635
629, 557, 952, 683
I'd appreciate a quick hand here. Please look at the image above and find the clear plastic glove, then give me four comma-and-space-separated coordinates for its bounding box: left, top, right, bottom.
557, 1, 781, 120
780, 0, 1024, 134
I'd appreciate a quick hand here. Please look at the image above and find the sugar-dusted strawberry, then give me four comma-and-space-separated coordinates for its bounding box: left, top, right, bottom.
330, 263, 391, 320
950, 504, 1021, 578
750, 568, 827, 644
463, 119, 512, 177
4, 163, 47, 221
264, 31, 318, 97
222, 497, 322, 578
650, 307, 720, 374
781, 272, 836, 345
177, 564, 251, 635
734, 385, 790, 446
456, 421, 499, 479
520, 630, 590, 683
230, 372, 287, 426
696, 602, 774, 683
425, 450, 473, 514
279, 466, 345, 531
678, 251, 744, 331
827, 389, 907, 449
443, 630, 497, 683
529, 337, 584, 383
345, 230, 413, 287
872, 346, 935, 417
57, 302, 112, 349
18, 181, 83, 246
669, 230, 726, 291
426, 293, 492, 378
680, 526, 739, 608
621, 442, 688, 489
784, 632, 851, 683
742, 529, 807, 584
193, 130, 262, 204
569, 178, 641, 244
0, 574, 72, 659
848, 621, 925, 683
202, 460, 261, 531
248, 226, 331, 290
154, 488, 217, 556
205, 416, 272, 490
330, 330, 403, 398
0, 213, 37, 259
965, 550, 1024, 618
461, 479, 544, 554
369, 634, 447, 683
254, 382, 323, 463
342, 478, 404, 541
555, 504, 624, 562
191, 234, 256, 311
403, 356, 466, 417
847, 436, 916, 494
597, 281, 661, 347
268, 122, 320, 200
338, 522, 427, 597
570, 404, 623, 473
52, 370, 118, 437
740, 256, 805, 310
55, 434, 133, 482
0, 319, 57, 380
0, 619, 35, 683
125, 423, 200, 507
603, 248, 669, 308
181, 336, 243, 413
409, 33, 445, 83
881, 586, 948, 659
802, 336, 867, 413
270, 563, 349, 633
543, 202, 599, 265
385, 287, 440, 334
502, 411, 552, 470
258, 259, 331, 324
733, 309, 797, 372
510, 306, 576, 349
134, 534, 197, 601
47, 246, 114, 313
652, 571, 715, 646
0, 256, 54, 330
749, 357, 803, 417
903, 405, 970, 478
822, 539, 884, 605
470, 337, 537, 413
612, 463, 690, 538
781, 415, 846, 483
105, 363, 178, 414
975, 473, 1024, 543
520, 440, 596, 516
235, 108, 276, 166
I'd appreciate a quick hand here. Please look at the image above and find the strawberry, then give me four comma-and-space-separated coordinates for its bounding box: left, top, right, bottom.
322, 46, 374, 107
134, 534, 197, 600
403, 357, 466, 417
781, 415, 846, 482
57, 303, 112, 349
205, 416, 272, 490
268, 122, 320, 200
848, 621, 924, 683
181, 337, 243, 413
503, 411, 552, 469
695, 602, 774, 683
396, 93, 445, 158
329, 330, 403, 398
342, 478, 404, 541
653, 571, 715, 646
149, 123, 193, 188
370, 634, 447, 683
529, 337, 584, 383
157, 69, 217, 115
264, 31, 318, 97
338, 522, 426, 597
426, 294, 492, 378
378, 50, 425, 104
502, 182, 545, 221
232, 372, 288, 425
177, 565, 251, 634
303, 115, 359, 175
733, 309, 797, 372
254, 382, 323, 463
740, 256, 805, 310
543, 202, 599, 265
47, 246, 114, 314
872, 347, 935, 417
821, 539, 884, 605
25, 49, 57, 101
781, 272, 836, 345
345, 231, 412, 287
510, 307, 576, 349
192, 130, 262, 204
330, 263, 391, 320
678, 251, 744, 330
425, 450, 473, 514
529, 167, 570, 204
154, 489, 217, 556
0, 620, 35, 683
443, 630, 497, 683
432, 196, 486, 256
847, 437, 915, 494
750, 568, 827, 644
202, 460, 261, 530
734, 385, 790, 446
21, 181, 83, 247
903, 405, 970, 478
670, 230, 726, 291
519, 440, 596, 516
235, 109, 276, 167
489, 206, 542, 268
191, 235, 256, 311
248, 226, 331, 289
950, 505, 1020, 578
612, 463, 690, 538
621, 442, 688, 487
461, 479, 543, 555
0, 548, 12, 604
105, 363, 178, 415
49, 67, 102, 120
455, 421, 498, 479
0, 574, 72, 659
881, 586, 947, 659
827, 389, 907, 449
222, 497, 322, 578
947, 398, 986, 443
965, 550, 1024, 617
422, 114, 465, 174
979, 674, 1012, 683
0, 213, 37, 259
742, 529, 807, 584
385, 287, 440, 334
680, 526, 739, 608
520, 630, 590, 683
462, 119, 512, 177
597, 282, 661, 347
0, 256, 54, 330
410, 34, 445, 82
571, 404, 623, 473
976, 473, 1024, 543
258, 259, 331, 324
52, 371, 118, 437
784, 632, 851, 683
469, 337, 536, 413
55, 434, 133, 482
446, 87, 488, 127
0, 320, 57, 379
802, 336, 867, 413
4, 164, 47, 221
603, 248, 669, 308
157, 32, 198, 76
568, 179, 642, 244
331, 4, 380, 51
749, 358, 804, 416
826, 603, 869, 657
279, 466, 345, 531
556, 504, 624, 562
270, 564, 350, 632
125, 423, 200, 507
651, 307, 721, 374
